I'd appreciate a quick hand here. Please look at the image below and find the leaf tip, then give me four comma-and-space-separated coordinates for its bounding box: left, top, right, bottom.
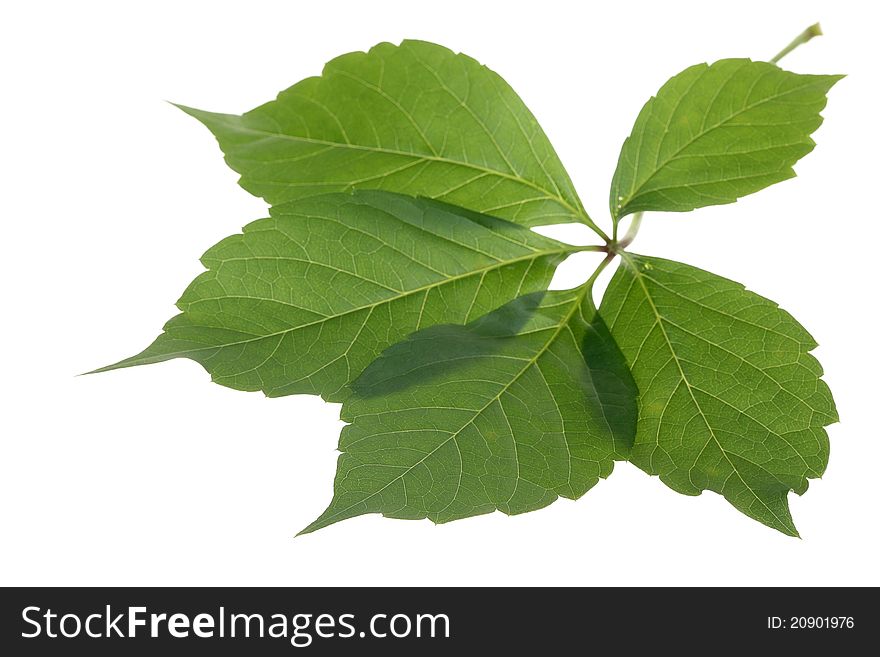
776, 510, 802, 538
296, 518, 323, 537
298, 507, 339, 536
167, 101, 202, 119
168, 101, 197, 114
294, 526, 314, 539
169, 103, 234, 131
80, 360, 128, 377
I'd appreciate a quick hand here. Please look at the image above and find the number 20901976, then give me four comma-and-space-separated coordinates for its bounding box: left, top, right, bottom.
768, 616, 854, 630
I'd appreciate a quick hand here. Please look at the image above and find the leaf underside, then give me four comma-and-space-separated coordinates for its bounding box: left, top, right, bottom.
609, 59, 842, 220
302, 290, 637, 534
179, 39, 588, 228
599, 255, 837, 535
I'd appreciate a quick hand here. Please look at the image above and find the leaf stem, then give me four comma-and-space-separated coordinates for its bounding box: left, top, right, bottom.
617, 212, 643, 250
770, 23, 823, 64
580, 214, 611, 243
575, 250, 617, 309
604, 211, 642, 258
584, 252, 616, 289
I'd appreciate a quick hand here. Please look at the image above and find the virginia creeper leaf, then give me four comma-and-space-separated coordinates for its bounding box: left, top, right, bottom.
95, 191, 581, 402
609, 59, 842, 220
92, 34, 842, 537
302, 289, 637, 533
599, 254, 837, 535
179, 40, 590, 228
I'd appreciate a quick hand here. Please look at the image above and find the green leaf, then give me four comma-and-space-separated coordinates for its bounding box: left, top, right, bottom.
94, 191, 581, 402
599, 254, 837, 535
179, 40, 590, 229
302, 288, 637, 533
91, 34, 843, 537
609, 59, 842, 220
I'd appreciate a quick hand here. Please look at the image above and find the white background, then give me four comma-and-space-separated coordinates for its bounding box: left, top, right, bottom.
2, 0, 878, 586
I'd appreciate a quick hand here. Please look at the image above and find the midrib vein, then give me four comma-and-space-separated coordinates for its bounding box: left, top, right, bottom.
126, 246, 575, 364
619, 77, 824, 210
319, 288, 590, 526
222, 122, 584, 219
622, 255, 792, 530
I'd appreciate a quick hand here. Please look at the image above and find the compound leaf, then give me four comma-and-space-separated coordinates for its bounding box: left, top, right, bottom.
599, 254, 837, 535
90, 36, 842, 537
302, 288, 637, 533
610, 59, 842, 220
180, 40, 589, 228
95, 192, 580, 402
